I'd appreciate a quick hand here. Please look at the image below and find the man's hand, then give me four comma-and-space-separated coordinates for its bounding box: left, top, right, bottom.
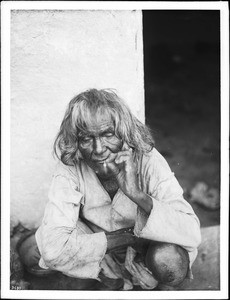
105, 143, 153, 214
105, 227, 136, 253
81, 217, 151, 257
105, 143, 140, 197
81, 217, 136, 252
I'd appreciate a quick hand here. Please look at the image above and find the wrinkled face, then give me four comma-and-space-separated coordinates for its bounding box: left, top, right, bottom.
78, 113, 123, 179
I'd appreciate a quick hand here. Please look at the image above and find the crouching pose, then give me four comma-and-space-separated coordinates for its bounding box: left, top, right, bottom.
18, 89, 201, 290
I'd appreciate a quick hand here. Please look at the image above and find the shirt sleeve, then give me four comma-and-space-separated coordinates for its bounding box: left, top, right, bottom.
35, 164, 107, 279
134, 149, 201, 264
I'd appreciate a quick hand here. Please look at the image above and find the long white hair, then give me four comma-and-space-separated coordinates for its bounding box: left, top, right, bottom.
54, 88, 154, 166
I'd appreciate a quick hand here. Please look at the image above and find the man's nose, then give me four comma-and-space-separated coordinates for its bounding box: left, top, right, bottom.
93, 137, 105, 154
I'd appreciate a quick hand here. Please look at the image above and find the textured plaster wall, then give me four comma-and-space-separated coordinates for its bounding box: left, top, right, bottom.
11, 10, 144, 228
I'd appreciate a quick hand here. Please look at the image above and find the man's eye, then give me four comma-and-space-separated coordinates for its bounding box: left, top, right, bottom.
103, 132, 114, 138
81, 136, 92, 143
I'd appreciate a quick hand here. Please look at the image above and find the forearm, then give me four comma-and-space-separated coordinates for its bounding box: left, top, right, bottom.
106, 228, 136, 252
134, 199, 201, 251
80, 216, 136, 253
83, 223, 137, 253
36, 223, 107, 279
127, 190, 153, 215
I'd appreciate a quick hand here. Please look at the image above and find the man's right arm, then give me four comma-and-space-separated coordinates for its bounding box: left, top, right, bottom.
36, 173, 107, 279
80, 216, 136, 252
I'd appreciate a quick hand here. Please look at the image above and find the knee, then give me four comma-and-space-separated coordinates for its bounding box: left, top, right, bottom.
18, 234, 41, 267
145, 242, 189, 286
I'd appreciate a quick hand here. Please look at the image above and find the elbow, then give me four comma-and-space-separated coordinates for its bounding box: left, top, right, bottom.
38, 226, 73, 269
190, 222, 202, 249
186, 213, 202, 249
41, 248, 59, 269
194, 216, 202, 247
195, 228, 202, 248
40, 241, 64, 269
182, 218, 202, 251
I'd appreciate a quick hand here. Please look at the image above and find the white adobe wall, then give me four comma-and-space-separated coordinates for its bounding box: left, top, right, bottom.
10, 10, 144, 229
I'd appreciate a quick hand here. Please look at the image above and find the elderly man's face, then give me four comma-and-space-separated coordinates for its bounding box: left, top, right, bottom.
78, 113, 122, 178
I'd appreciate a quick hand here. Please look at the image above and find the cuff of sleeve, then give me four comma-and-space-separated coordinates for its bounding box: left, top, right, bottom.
134, 198, 199, 254
134, 196, 154, 238
36, 227, 108, 279
70, 231, 108, 279
61, 231, 108, 279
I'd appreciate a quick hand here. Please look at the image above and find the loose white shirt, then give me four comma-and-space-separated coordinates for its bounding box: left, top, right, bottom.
35, 148, 201, 289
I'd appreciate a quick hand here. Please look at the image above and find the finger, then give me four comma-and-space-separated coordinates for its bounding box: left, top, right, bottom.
115, 150, 131, 160
106, 162, 120, 176
104, 146, 132, 164
104, 152, 118, 163
115, 155, 129, 165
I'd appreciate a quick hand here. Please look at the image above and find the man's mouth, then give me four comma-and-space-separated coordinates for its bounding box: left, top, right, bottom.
92, 157, 108, 163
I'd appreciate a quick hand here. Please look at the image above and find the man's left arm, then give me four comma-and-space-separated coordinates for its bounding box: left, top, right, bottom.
106, 147, 201, 255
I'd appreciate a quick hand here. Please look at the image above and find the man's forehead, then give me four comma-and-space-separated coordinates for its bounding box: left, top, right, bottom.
80, 113, 115, 135
85, 121, 114, 133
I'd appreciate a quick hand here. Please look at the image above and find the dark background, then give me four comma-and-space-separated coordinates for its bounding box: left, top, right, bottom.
143, 10, 220, 227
